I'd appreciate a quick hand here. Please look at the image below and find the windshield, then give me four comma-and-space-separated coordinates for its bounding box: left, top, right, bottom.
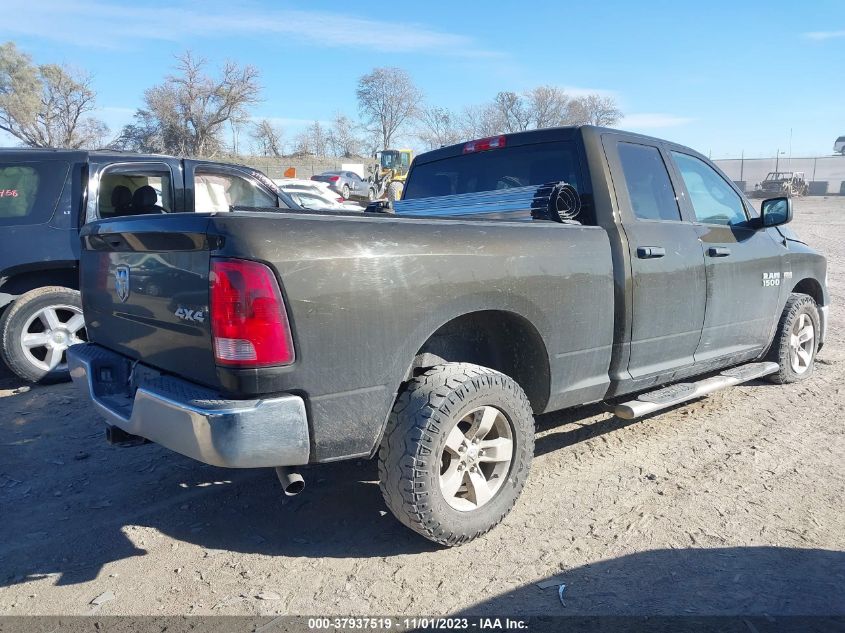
403, 141, 581, 200
380, 151, 409, 170
765, 172, 792, 180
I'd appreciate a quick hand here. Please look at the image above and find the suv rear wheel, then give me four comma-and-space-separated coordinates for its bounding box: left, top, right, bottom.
378, 362, 534, 546
0, 286, 86, 383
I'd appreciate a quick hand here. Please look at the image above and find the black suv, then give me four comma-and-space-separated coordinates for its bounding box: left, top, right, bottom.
0, 149, 296, 383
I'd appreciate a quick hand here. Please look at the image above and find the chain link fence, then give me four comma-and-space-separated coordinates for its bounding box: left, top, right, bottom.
229, 156, 372, 180
714, 155, 845, 196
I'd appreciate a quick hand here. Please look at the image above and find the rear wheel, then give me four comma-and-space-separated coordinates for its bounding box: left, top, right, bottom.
766, 293, 819, 384
341, 184, 350, 199
378, 363, 534, 546
0, 286, 86, 383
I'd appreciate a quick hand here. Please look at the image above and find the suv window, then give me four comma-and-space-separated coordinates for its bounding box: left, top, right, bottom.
617, 143, 681, 221
195, 169, 276, 212
671, 152, 747, 226
98, 169, 173, 218
403, 141, 582, 200
0, 161, 70, 226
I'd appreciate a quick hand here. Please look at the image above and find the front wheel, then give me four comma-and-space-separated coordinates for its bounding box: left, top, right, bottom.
766, 293, 819, 384
386, 181, 403, 202
0, 286, 87, 383
378, 363, 534, 546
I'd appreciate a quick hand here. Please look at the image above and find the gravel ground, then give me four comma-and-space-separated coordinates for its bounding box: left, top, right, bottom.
0, 197, 843, 617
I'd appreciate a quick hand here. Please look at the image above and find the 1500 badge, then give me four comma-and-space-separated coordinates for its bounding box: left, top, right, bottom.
763, 272, 781, 287
175, 307, 206, 323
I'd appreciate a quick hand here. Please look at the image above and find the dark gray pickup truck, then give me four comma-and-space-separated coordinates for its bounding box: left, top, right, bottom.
68, 126, 828, 546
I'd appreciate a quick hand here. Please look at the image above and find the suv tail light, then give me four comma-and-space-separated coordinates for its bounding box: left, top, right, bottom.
210, 258, 294, 367
463, 135, 506, 154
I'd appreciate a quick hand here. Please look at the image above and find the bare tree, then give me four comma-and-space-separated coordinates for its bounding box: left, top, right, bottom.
446, 87, 623, 139
569, 94, 622, 126
356, 67, 422, 150
526, 86, 572, 129
117, 52, 261, 156
0, 42, 108, 148
327, 113, 364, 157
491, 91, 531, 133
251, 119, 283, 157
292, 121, 329, 156
415, 105, 463, 150
459, 104, 502, 139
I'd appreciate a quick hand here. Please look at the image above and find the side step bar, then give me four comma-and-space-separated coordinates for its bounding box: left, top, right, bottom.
614, 362, 779, 420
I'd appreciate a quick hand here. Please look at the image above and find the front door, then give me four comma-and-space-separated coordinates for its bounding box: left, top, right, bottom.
608, 139, 707, 379
668, 151, 783, 363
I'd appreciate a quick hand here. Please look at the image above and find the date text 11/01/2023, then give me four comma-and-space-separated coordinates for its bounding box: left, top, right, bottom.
307, 617, 529, 630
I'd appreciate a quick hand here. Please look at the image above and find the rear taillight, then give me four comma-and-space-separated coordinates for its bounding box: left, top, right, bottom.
463, 135, 506, 154
210, 258, 294, 367
329, 176, 340, 182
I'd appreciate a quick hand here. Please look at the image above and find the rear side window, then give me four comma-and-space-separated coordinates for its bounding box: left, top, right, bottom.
0, 161, 70, 226
617, 143, 681, 222
98, 169, 173, 218
403, 142, 582, 200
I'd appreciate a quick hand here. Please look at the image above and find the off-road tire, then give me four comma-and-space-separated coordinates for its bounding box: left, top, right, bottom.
378, 362, 534, 546
765, 293, 819, 384
386, 181, 403, 202
0, 286, 84, 383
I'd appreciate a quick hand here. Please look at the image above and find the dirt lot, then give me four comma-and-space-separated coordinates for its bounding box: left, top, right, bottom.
1, 197, 843, 617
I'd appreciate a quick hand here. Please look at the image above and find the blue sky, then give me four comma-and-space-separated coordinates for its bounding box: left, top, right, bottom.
1, 0, 843, 157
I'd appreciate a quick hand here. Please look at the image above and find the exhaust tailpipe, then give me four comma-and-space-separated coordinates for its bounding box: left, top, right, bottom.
275, 466, 305, 496
105, 425, 148, 447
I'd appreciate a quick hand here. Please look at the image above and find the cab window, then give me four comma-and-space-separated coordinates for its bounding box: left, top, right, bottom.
671, 152, 748, 226
617, 142, 681, 221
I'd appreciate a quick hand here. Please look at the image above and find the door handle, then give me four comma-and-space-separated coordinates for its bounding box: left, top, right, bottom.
636, 246, 666, 259
707, 246, 731, 257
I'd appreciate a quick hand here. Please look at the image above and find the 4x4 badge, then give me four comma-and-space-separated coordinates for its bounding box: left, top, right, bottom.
115, 265, 130, 303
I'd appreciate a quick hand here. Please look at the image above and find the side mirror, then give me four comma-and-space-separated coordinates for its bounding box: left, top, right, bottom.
760, 197, 793, 228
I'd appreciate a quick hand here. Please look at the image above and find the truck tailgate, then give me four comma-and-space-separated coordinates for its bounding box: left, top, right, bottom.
80, 214, 219, 388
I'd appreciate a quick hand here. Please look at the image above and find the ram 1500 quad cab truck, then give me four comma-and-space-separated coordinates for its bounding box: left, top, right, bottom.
68, 126, 828, 546
0, 149, 297, 383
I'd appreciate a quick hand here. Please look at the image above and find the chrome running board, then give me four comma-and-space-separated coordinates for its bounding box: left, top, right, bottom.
614, 362, 779, 420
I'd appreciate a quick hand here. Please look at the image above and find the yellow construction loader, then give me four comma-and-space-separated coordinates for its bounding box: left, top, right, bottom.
369, 149, 413, 201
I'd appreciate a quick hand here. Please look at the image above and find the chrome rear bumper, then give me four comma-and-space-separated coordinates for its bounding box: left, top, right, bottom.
68, 343, 310, 468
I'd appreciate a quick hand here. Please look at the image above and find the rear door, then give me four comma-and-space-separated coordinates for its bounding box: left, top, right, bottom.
605, 137, 707, 379
0, 156, 77, 275
668, 150, 783, 362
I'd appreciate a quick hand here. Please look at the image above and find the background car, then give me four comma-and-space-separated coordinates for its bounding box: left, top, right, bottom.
311, 170, 374, 201
273, 178, 337, 199
279, 187, 363, 211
